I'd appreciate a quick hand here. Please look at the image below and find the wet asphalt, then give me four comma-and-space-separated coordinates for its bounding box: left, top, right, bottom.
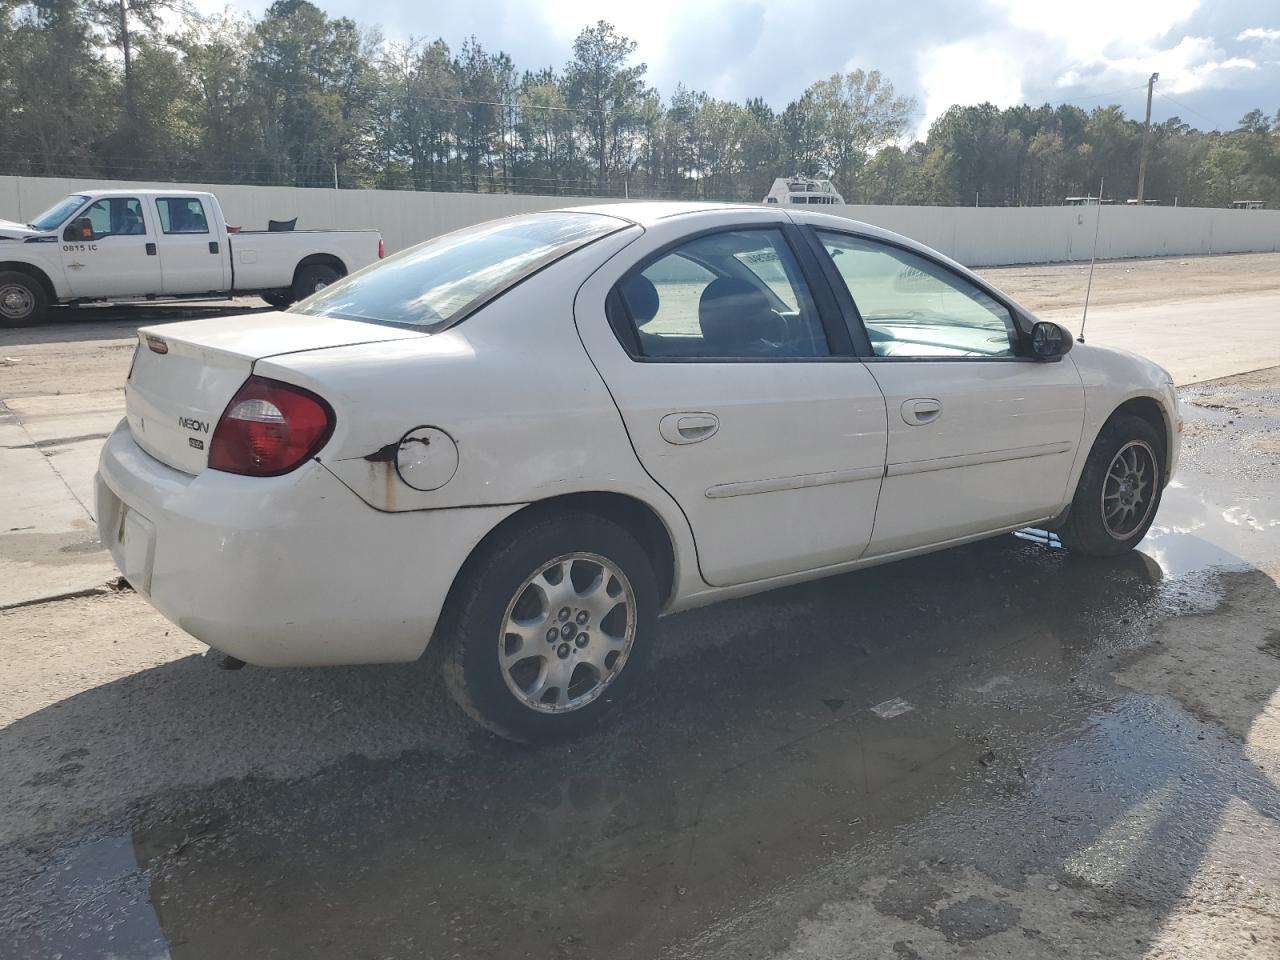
3, 374, 1280, 959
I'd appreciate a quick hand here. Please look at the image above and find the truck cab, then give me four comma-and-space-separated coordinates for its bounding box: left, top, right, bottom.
57, 192, 228, 298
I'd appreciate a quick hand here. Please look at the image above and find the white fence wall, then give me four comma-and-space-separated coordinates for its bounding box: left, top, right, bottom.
3, 174, 1277, 267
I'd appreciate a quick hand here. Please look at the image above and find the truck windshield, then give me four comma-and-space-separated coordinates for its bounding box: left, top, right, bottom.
290, 211, 626, 331
29, 195, 90, 231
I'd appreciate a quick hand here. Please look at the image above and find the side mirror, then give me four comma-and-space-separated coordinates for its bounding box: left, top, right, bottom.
1030, 320, 1073, 360
64, 219, 93, 242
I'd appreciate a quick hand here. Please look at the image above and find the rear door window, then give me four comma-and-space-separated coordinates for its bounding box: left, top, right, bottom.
156, 198, 210, 234
615, 228, 830, 359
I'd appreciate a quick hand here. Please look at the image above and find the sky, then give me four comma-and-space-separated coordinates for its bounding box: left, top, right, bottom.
193, 0, 1280, 138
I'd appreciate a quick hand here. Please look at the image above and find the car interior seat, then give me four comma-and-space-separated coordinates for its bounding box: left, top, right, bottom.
698, 277, 788, 356
120, 208, 145, 235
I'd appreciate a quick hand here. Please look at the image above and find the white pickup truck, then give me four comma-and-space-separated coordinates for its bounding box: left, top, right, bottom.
0, 189, 383, 325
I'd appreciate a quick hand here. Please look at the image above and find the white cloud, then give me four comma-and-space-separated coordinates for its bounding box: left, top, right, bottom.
990, 0, 1202, 61
1060, 36, 1258, 95
521, 0, 755, 90
915, 39, 1028, 135
1237, 27, 1280, 42
914, 2, 1270, 136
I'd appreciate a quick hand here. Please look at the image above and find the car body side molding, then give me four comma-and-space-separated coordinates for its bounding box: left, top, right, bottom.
704, 464, 886, 500
886, 440, 1074, 478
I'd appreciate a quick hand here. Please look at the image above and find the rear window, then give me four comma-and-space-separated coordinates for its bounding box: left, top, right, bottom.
290, 212, 625, 331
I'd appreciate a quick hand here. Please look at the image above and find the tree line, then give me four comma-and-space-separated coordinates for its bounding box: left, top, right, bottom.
2, 0, 1278, 207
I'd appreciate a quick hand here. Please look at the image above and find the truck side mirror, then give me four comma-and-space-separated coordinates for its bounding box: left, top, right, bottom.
63, 219, 93, 242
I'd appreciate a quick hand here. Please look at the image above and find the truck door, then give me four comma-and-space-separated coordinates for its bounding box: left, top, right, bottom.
59, 196, 162, 298
153, 196, 227, 295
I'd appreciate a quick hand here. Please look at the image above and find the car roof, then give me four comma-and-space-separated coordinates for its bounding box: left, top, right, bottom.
561, 202, 970, 273
557, 201, 920, 254
558, 201, 769, 226
67, 189, 211, 199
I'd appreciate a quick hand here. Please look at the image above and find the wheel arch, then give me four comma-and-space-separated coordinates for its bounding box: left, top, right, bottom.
1052, 391, 1176, 532
293, 253, 347, 286
445, 491, 679, 615
0, 261, 57, 301
1104, 395, 1172, 474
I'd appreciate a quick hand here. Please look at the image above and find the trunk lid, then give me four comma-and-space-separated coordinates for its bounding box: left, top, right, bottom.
125, 312, 423, 474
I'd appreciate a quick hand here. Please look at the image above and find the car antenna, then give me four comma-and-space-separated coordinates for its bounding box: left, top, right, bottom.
1078, 177, 1104, 343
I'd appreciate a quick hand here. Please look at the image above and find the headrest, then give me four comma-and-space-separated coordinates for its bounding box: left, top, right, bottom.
698, 276, 780, 351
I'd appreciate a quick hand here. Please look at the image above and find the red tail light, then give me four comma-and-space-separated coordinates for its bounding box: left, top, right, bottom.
378, 239, 385, 259
208, 376, 335, 476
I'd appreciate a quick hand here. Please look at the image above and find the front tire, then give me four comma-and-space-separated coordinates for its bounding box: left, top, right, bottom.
0, 271, 48, 327
1061, 414, 1165, 557
440, 510, 658, 743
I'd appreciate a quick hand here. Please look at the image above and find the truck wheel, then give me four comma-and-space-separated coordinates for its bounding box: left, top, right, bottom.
1061, 414, 1165, 557
261, 292, 293, 310
440, 509, 659, 743
291, 264, 341, 302
0, 272, 48, 327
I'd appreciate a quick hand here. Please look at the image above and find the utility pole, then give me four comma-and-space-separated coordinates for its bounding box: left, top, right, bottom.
119, 0, 135, 124
1136, 72, 1159, 203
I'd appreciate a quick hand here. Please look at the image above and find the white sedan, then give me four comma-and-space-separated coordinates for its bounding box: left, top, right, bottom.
97, 203, 1180, 740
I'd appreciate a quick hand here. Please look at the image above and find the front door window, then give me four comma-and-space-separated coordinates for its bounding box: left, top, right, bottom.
816, 231, 1019, 358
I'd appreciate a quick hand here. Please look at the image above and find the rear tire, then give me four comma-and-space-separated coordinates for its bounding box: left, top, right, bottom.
1061, 414, 1165, 557
0, 271, 48, 327
291, 263, 341, 303
261, 291, 293, 310
440, 509, 658, 743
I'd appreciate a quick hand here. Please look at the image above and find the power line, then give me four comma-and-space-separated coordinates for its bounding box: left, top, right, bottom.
1153, 88, 1229, 131
1011, 83, 1147, 111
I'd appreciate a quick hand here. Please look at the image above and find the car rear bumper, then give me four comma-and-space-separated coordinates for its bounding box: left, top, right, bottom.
96, 420, 520, 666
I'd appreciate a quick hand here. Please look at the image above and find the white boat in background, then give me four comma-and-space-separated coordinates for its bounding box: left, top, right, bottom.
763, 176, 845, 206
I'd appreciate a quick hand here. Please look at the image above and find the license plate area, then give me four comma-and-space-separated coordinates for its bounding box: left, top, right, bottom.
112, 501, 156, 596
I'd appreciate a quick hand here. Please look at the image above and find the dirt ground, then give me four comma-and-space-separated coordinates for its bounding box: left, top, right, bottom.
980, 250, 1280, 312
2, 359, 1279, 957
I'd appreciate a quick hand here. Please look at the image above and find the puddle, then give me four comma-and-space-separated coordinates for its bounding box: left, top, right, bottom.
1141, 483, 1279, 577
5, 832, 169, 960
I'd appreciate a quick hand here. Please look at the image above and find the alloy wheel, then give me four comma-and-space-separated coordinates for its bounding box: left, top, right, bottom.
498, 552, 636, 713
1101, 439, 1158, 539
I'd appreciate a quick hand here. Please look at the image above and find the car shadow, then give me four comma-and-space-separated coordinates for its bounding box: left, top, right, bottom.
4, 532, 1278, 959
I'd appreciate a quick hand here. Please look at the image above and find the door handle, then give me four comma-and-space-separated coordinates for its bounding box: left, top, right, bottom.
901, 398, 941, 426
209, 241, 219, 254
145, 242, 157, 256
659, 412, 719, 444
